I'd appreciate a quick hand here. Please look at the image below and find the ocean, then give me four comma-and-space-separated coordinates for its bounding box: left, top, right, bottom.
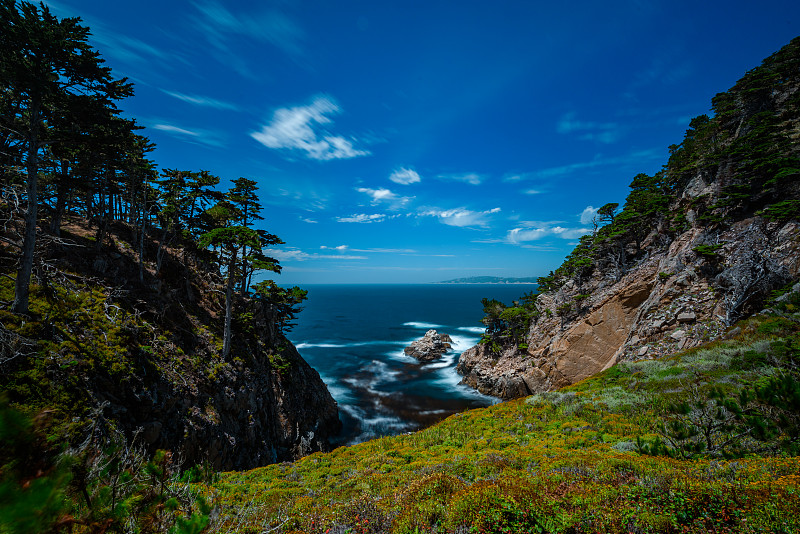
288, 283, 538, 445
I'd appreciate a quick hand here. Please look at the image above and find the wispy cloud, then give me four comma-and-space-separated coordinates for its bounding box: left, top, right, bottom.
190, 0, 304, 58
389, 168, 421, 185
251, 95, 370, 161
270, 247, 367, 261
336, 213, 394, 224
40, 2, 182, 69
153, 124, 199, 136
628, 48, 693, 95
437, 173, 484, 185
162, 90, 240, 111
557, 112, 622, 144
97, 33, 177, 65
300, 217, 318, 224
356, 187, 412, 208
419, 207, 501, 228
523, 149, 663, 181
523, 189, 543, 195
150, 122, 226, 147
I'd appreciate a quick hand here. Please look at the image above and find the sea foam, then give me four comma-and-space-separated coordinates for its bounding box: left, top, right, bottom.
403, 321, 443, 329
457, 326, 485, 334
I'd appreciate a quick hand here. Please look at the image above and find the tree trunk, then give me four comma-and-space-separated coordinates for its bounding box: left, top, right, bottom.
139, 186, 147, 283
12, 98, 40, 315
239, 250, 249, 297
222, 248, 238, 360
50, 160, 69, 236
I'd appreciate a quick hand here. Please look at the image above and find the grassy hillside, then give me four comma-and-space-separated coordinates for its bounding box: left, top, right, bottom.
205, 299, 800, 533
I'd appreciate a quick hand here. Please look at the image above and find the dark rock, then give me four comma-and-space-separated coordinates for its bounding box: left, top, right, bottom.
404, 329, 452, 361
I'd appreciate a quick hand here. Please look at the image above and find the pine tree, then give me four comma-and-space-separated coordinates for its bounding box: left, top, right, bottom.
0, 0, 131, 314
199, 182, 282, 359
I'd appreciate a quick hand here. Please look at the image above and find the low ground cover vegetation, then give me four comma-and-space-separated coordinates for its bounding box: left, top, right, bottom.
201, 312, 800, 533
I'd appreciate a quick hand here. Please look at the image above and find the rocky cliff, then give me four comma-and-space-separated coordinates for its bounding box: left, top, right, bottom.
458, 37, 800, 399
0, 218, 341, 470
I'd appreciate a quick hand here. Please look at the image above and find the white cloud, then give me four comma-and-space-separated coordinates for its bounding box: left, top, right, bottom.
336, 213, 390, 223
580, 206, 599, 225
356, 187, 412, 207
389, 168, 421, 185
320, 245, 349, 251
300, 217, 318, 224
251, 95, 370, 161
357, 187, 395, 202
506, 223, 590, 244
523, 189, 542, 195
270, 247, 366, 261
419, 207, 501, 228
438, 173, 484, 185
162, 90, 240, 111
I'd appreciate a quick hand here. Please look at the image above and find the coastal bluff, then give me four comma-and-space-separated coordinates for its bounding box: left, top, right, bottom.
457, 38, 800, 399
0, 219, 341, 470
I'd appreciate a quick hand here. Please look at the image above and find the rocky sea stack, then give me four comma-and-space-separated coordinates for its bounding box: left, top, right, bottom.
404, 329, 453, 361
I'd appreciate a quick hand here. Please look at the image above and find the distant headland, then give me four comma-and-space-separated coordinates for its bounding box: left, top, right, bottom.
435, 276, 539, 284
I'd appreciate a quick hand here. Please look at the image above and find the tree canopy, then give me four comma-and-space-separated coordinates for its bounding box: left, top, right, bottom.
0, 0, 300, 349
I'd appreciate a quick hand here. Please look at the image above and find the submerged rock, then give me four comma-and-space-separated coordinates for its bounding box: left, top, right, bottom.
405, 330, 453, 362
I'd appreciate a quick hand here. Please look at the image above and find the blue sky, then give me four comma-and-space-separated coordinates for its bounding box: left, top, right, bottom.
45, 0, 800, 284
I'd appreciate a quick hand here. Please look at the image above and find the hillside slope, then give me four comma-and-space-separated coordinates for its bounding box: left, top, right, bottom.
206, 306, 800, 533
0, 217, 340, 470
458, 36, 800, 399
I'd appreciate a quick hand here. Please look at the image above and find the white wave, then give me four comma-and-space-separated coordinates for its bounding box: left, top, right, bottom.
457, 326, 486, 334
323, 380, 355, 405
418, 409, 448, 416
403, 321, 443, 329
387, 347, 416, 363
433, 366, 501, 403
424, 350, 458, 370
341, 360, 401, 397
339, 405, 414, 444
448, 334, 480, 352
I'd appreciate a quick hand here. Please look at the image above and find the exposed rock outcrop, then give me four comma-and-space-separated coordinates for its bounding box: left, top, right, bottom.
457, 39, 800, 399
458, 217, 800, 400
1, 219, 341, 471
105, 318, 343, 470
405, 329, 452, 361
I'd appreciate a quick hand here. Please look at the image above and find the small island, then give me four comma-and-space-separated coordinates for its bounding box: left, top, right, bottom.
436, 276, 539, 284
404, 330, 453, 361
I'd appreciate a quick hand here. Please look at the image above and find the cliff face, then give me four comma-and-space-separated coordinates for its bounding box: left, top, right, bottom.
0, 219, 340, 470
458, 218, 800, 399
458, 38, 800, 399
104, 310, 342, 470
